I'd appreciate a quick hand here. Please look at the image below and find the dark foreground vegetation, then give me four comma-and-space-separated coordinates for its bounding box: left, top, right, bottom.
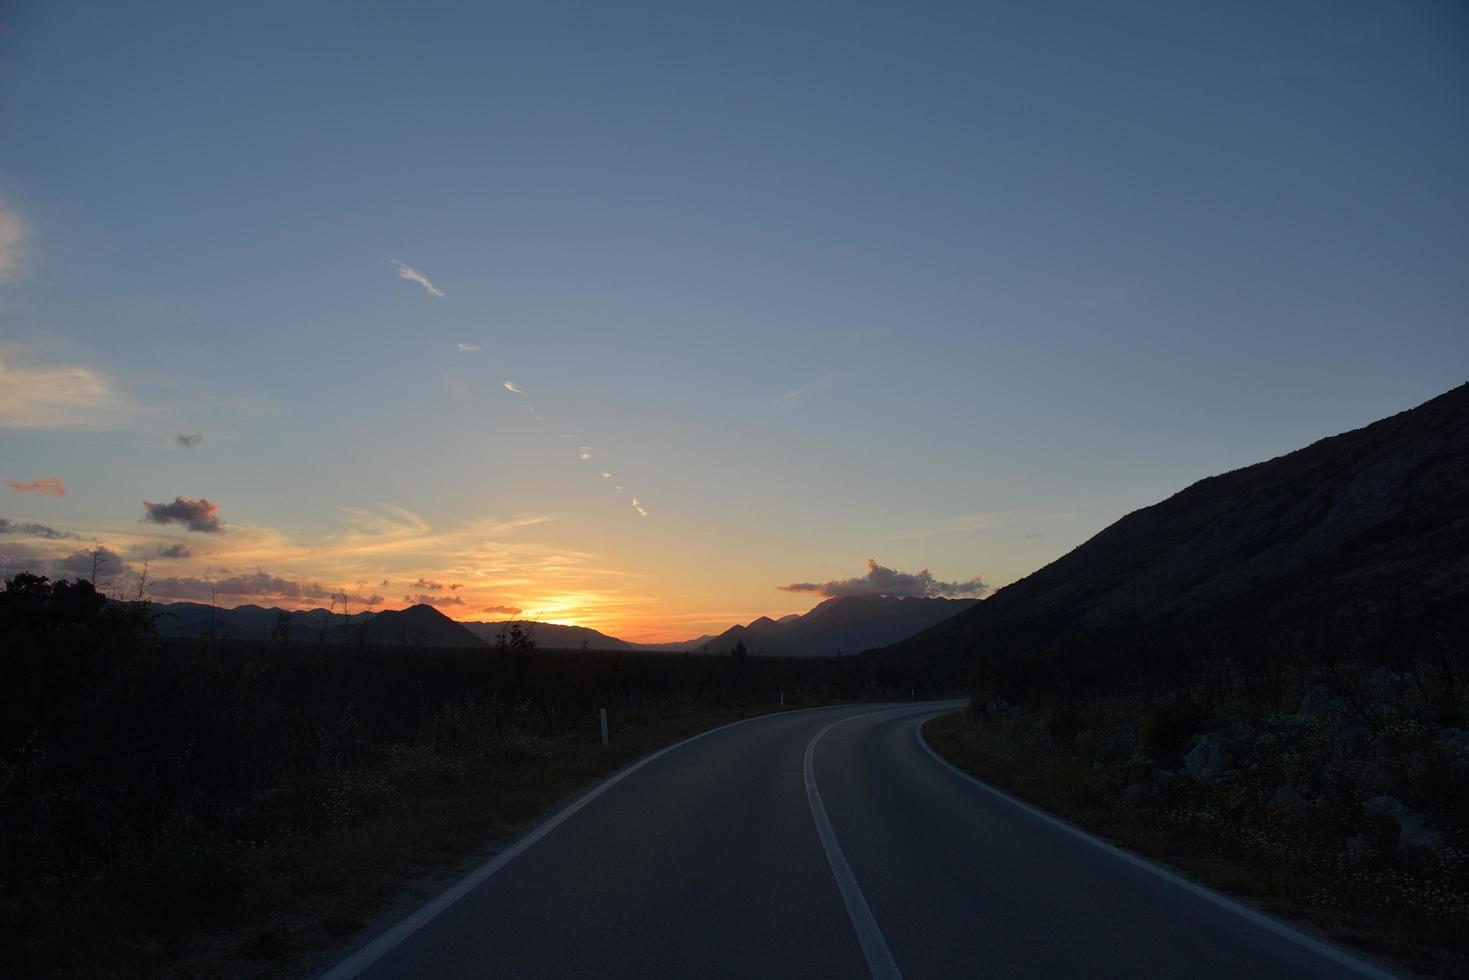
926, 611, 1469, 978
0, 574, 927, 977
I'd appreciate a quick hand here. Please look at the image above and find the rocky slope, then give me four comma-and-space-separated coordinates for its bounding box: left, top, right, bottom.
875, 382, 1469, 673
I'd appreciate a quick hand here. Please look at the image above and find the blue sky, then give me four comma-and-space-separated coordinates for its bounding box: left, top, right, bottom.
1, 0, 1466, 638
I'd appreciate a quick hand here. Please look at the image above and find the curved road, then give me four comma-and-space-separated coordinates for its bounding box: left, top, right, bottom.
325, 702, 1391, 979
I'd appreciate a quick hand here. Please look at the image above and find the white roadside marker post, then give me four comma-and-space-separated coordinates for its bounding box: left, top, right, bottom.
599, 707, 609, 749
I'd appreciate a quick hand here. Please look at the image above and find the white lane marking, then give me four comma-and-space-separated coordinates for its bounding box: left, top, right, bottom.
804, 712, 905, 980
321, 702, 907, 979
914, 718, 1399, 980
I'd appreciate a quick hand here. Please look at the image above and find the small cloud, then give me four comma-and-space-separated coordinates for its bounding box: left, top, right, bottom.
0, 518, 73, 539
778, 559, 987, 599
156, 543, 193, 558
7, 476, 66, 496
0, 196, 30, 282
1024, 533, 1045, 539
631, 498, 648, 517
601, 472, 612, 480
456, 343, 479, 352
142, 496, 223, 533
614, 485, 624, 493
392, 259, 444, 297
482, 604, 523, 616
503, 381, 522, 394
578, 446, 592, 460
176, 432, 202, 449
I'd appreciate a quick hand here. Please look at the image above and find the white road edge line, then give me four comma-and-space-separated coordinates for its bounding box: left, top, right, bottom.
804, 712, 905, 980
320, 701, 899, 979
914, 716, 1400, 980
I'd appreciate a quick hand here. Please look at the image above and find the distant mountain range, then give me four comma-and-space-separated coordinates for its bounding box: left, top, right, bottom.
145, 593, 980, 656
872, 382, 1469, 677
695, 595, 980, 657
142, 593, 971, 655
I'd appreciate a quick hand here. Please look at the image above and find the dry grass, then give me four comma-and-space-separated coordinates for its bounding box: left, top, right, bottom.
14, 701, 825, 978
925, 709, 1469, 980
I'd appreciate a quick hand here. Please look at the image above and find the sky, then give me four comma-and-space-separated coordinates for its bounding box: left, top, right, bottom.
0, 1, 1466, 641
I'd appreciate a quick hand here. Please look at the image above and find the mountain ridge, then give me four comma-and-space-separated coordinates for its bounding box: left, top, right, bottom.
871, 381, 1469, 676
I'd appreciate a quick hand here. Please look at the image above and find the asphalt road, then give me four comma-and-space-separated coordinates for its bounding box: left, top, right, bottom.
325, 702, 1392, 979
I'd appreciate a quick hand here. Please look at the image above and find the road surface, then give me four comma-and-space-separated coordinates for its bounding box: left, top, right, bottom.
324, 702, 1392, 979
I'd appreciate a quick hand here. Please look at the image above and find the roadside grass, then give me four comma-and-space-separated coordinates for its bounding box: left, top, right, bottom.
16, 698, 841, 979
924, 709, 1469, 979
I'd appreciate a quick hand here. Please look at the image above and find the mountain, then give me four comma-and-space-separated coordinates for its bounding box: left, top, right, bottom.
460, 620, 635, 650
873, 382, 1469, 676
359, 605, 486, 648
702, 595, 981, 657
149, 601, 484, 648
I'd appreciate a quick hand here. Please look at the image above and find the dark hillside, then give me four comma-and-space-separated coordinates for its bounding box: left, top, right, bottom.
876, 382, 1469, 681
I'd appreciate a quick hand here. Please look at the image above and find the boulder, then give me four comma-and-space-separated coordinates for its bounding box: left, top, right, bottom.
1363, 796, 1445, 852
1184, 732, 1232, 782
1123, 781, 1160, 809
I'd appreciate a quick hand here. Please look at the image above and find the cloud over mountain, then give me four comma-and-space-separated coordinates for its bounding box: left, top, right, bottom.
408, 593, 465, 607
142, 497, 222, 533
778, 559, 988, 599
482, 604, 523, 616
149, 570, 333, 601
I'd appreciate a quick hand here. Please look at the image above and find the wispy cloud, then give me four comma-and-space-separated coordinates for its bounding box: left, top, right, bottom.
503, 380, 522, 394
142, 496, 223, 533
0, 518, 74, 539
481, 604, 523, 616
601, 472, 612, 480
176, 432, 202, 448
456, 343, 479, 352
393, 259, 444, 297
156, 543, 193, 558
578, 446, 592, 460
0, 196, 29, 282
0, 353, 132, 429
414, 577, 462, 591
631, 498, 648, 517
772, 372, 840, 406
7, 476, 67, 496
778, 559, 987, 599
